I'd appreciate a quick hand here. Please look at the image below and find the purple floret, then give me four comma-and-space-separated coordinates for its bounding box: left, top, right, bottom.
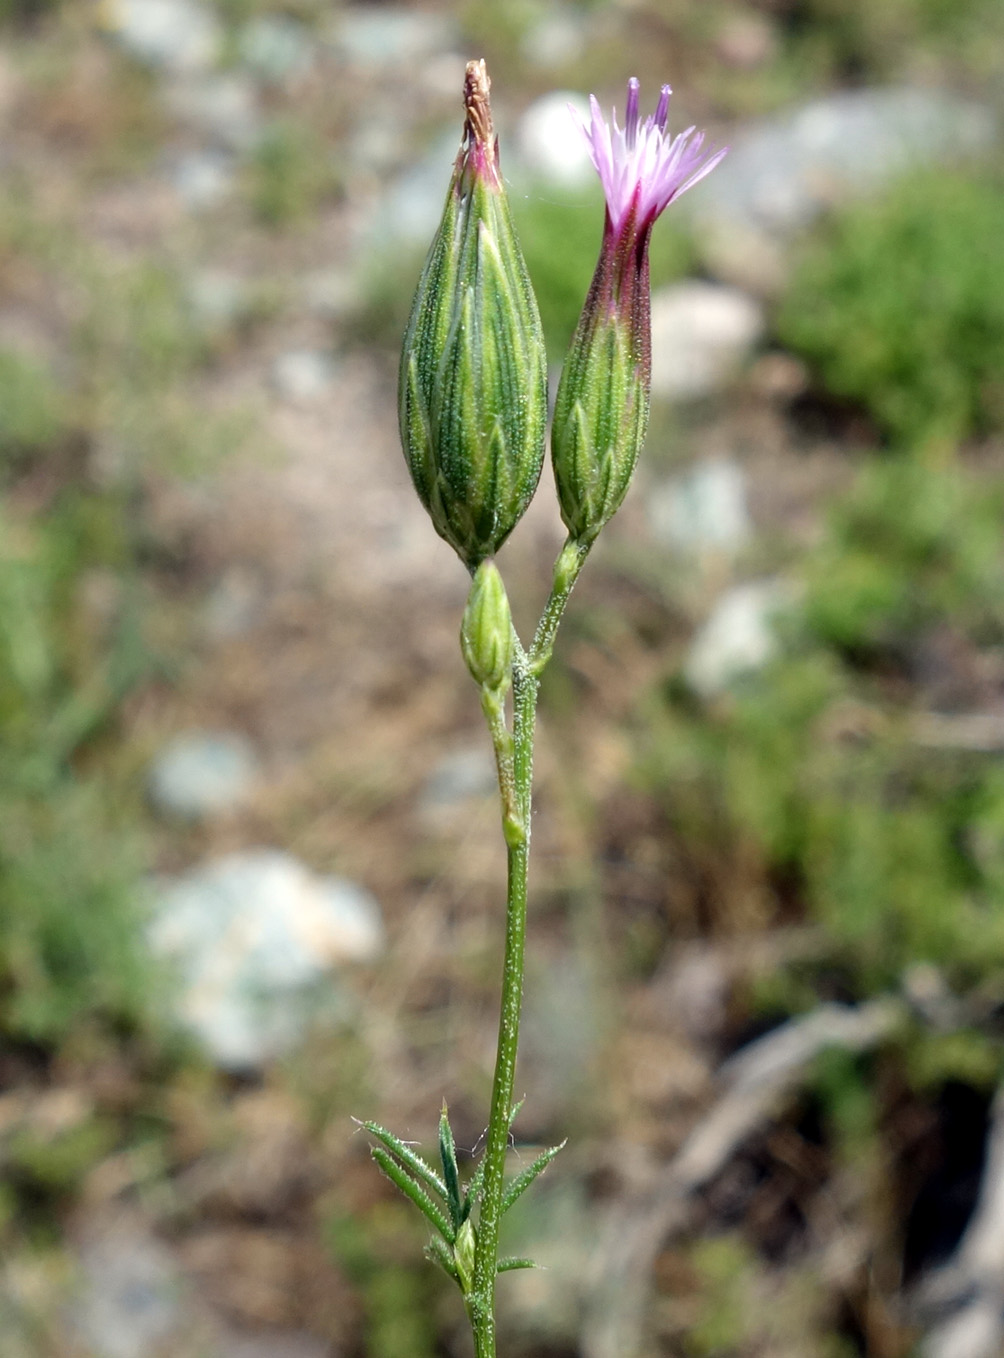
573, 79, 727, 235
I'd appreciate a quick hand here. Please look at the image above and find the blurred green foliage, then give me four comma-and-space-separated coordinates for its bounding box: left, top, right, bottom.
247, 117, 339, 229
0, 227, 220, 1046
328, 1202, 443, 1358
0, 350, 66, 458
0, 490, 155, 1042
638, 459, 1004, 1001
782, 0, 1004, 82
778, 172, 1004, 448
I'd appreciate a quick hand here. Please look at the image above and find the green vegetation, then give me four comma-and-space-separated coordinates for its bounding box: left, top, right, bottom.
247, 117, 339, 229
778, 172, 1004, 449
637, 455, 1004, 1033
0, 214, 227, 1046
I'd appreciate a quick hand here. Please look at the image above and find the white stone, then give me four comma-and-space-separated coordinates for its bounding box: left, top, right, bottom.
169, 150, 234, 209
420, 746, 497, 809
684, 581, 792, 697
162, 74, 260, 152
647, 457, 751, 556
149, 850, 384, 1068
73, 1225, 184, 1358
332, 9, 455, 66
689, 88, 998, 239
104, 0, 221, 74
240, 16, 314, 85
649, 282, 764, 400
271, 349, 336, 403
148, 731, 259, 820
516, 91, 594, 187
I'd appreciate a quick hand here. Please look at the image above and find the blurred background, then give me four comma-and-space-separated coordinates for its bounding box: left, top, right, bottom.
1, 0, 1004, 1355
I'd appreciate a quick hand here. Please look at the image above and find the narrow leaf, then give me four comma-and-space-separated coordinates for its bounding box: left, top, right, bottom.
425, 1235, 460, 1285
361, 1120, 449, 1203
501, 1141, 567, 1215
439, 1104, 462, 1229
498, 1257, 538, 1273
371, 1147, 455, 1242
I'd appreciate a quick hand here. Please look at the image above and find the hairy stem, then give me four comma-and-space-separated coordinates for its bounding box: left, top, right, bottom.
470, 649, 536, 1357
468, 539, 589, 1356
530, 537, 591, 674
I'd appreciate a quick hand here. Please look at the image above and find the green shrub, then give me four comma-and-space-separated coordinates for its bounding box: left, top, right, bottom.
0, 492, 156, 1043
0, 350, 66, 464
636, 457, 1004, 991
777, 172, 1004, 448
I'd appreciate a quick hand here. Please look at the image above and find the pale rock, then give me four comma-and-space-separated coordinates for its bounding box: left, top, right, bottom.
72, 1224, 184, 1358
517, 91, 593, 187
646, 457, 751, 556
272, 349, 336, 403
685, 581, 792, 697
420, 745, 497, 812
148, 731, 259, 820
169, 150, 234, 209
104, 0, 221, 74
162, 75, 260, 152
240, 16, 315, 85
149, 850, 384, 1068
332, 8, 455, 66
689, 88, 998, 289
649, 282, 764, 400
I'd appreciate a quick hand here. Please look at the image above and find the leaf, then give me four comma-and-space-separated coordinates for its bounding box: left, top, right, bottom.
439, 1104, 462, 1230
424, 1234, 460, 1285
500, 1140, 567, 1215
360, 1120, 449, 1203
371, 1147, 455, 1242
497, 1257, 538, 1273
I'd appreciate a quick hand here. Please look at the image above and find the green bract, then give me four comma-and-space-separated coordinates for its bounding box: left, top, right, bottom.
399, 62, 547, 569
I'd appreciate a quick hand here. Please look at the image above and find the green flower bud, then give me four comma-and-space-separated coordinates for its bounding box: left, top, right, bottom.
460, 559, 513, 691
454, 1216, 476, 1297
550, 199, 651, 547
399, 60, 547, 569
552, 80, 725, 546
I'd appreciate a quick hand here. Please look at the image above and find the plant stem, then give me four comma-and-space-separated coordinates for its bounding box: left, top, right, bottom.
469, 539, 590, 1356
470, 647, 536, 1358
530, 537, 591, 674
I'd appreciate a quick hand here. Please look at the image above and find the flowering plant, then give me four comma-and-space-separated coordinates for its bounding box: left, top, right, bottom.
367, 63, 724, 1357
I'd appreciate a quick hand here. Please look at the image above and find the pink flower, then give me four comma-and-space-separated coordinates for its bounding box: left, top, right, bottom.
550, 80, 726, 544
575, 78, 727, 237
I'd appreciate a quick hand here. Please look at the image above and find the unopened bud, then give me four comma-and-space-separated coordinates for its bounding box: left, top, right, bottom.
461, 560, 513, 691
550, 205, 650, 546
454, 1217, 476, 1296
399, 60, 547, 568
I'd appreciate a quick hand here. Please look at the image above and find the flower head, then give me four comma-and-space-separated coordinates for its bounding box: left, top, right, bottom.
550, 79, 725, 545
575, 78, 727, 236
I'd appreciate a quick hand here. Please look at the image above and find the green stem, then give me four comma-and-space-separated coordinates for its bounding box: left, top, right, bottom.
530, 537, 591, 674
470, 649, 536, 1358
468, 539, 590, 1357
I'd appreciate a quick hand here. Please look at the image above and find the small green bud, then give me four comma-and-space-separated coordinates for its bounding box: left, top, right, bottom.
454, 1216, 477, 1296
461, 560, 513, 691
399, 60, 547, 568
